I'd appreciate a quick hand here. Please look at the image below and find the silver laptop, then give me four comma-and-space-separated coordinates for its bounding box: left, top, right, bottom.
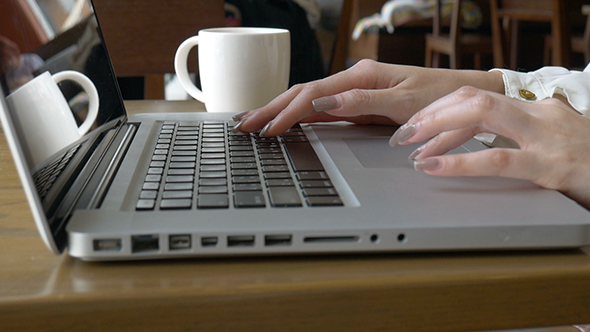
1, 0, 589, 261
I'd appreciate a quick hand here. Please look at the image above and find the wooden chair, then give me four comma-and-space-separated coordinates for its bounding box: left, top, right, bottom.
425, 0, 493, 69
545, 4, 590, 66
490, 0, 571, 69
92, 0, 224, 99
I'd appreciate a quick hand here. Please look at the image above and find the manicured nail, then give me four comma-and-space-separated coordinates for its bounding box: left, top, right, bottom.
413, 158, 440, 171
232, 111, 250, 121
231, 120, 244, 133
389, 123, 418, 147
312, 96, 340, 113
259, 121, 273, 137
409, 146, 424, 160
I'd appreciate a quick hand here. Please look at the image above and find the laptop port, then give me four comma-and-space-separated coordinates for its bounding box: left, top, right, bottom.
264, 234, 292, 246
93, 239, 122, 252
169, 234, 191, 250
227, 235, 255, 247
131, 235, 159, 253
201, 236, 218, 247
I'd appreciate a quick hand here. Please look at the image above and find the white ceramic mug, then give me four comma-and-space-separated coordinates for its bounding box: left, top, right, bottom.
6, 70, 99, 167
174, 27, 290, 113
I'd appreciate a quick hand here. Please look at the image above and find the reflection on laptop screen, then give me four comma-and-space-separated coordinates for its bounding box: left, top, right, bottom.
1, 0, 124, 169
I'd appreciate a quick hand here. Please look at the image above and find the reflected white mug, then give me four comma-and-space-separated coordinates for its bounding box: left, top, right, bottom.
175, 27, 290, 113
6, 70, 99, 167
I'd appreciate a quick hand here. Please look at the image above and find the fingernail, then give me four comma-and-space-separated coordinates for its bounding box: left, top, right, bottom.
409, 146, 424, 160
312, 96, 340, 113
413, 158, 440, 171
232, 111, 250, 121
389, 123, 418, 147
231, 120, 244, 133
259, 121, 273, 137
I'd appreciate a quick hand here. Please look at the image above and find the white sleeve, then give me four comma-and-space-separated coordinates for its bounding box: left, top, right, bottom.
490, 63, 590, 117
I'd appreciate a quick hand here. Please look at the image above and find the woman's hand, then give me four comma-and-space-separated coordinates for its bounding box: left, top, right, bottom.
234, 60, 505, 136
390, 86, 590, 209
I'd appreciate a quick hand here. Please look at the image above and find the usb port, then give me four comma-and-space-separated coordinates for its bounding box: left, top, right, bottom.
131, 235, 159, 253
227, 235, 255, 247
264, 234, 292, 246
201, 236, 218, 247
93, 239, 122, 252
169, 234, 191, 250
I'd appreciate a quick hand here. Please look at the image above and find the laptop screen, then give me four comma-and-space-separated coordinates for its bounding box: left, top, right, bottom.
0, 0, 125, 169
0, 0, 126, 252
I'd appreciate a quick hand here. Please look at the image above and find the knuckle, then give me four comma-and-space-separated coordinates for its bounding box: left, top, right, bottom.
470, 92, 497, 112
489, 149, 512, 172
455, 86, 481, 98
354, 59, 378, 72
347, 88, 372, 106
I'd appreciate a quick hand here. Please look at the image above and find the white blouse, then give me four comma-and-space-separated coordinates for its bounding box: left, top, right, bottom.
491, 63, 590, 117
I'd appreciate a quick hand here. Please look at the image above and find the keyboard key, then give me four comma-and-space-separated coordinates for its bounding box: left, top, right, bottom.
171, 156, 196, 162
266, 179, 295, 187
262, 165, 289, 173
145, 174, 162, 182
264, 172, 292, 179
142, 182, 160, 190
234, 183, 263, 191
201, 153, 226, 159
300, 180, 333, 188
160, 199, 192, 209
200, 159, 226, 165
201, 164, 226, 172
168, 168, 195, 175
165, 183, 193, 191
306, 196, 343, 207
268, 187, 302, 207
139, 190, 158, 199
136, 199, 155, 210
297, 171, 329, 180
172, 150, 197, 156
148, 167, 164, 175
231, 169, 259, 176
199, 178, 227, 186
302, 188, 339, 196
199, 186, 228, 194
234, 191, 266, 208
163, 190, 193, 199
199, 171, 227, 178
169, 162, 196, 168
232, 176, 261, 184
166, 175, 194, 183
198, 194, 229, 209
283, 142, 324, 171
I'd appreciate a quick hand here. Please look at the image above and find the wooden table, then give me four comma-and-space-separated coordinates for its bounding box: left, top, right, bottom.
1, 100, 590, 331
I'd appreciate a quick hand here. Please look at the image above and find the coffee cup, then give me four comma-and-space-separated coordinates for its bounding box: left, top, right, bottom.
6, 70, 99, 167
174, 27, 290, 113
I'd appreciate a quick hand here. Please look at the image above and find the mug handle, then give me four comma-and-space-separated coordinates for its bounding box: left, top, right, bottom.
174, 36, 205, 102
52, 70, 99, 136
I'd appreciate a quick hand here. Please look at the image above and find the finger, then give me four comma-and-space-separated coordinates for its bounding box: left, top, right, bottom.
410, 127, 480, 160
238, 60, 398, 135
414, 148, 542, 183
315, 87, 416, 124
397, 87, 534, 146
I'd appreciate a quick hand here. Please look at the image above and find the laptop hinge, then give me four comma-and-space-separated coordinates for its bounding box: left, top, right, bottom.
87, 124, 137, 208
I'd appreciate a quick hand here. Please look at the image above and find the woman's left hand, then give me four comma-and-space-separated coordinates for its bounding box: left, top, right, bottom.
390, 86, 590, 209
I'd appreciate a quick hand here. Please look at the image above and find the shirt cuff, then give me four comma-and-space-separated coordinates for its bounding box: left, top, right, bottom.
490, 67, 590, 117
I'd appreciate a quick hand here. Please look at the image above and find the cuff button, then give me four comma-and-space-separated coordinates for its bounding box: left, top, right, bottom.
519, 89, 537, 100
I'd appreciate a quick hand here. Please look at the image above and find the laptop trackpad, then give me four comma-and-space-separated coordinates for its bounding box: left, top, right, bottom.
344, 138, 470, 169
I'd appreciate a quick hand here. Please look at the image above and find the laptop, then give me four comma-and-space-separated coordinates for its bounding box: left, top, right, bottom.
1, 0, 589, 261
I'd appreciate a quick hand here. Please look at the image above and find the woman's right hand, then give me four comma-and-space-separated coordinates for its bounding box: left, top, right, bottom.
234, 59, 505, 136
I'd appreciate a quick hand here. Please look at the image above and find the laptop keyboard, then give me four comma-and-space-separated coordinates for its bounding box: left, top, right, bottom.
33, 144, 80, 200
135, 121, 343, 211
